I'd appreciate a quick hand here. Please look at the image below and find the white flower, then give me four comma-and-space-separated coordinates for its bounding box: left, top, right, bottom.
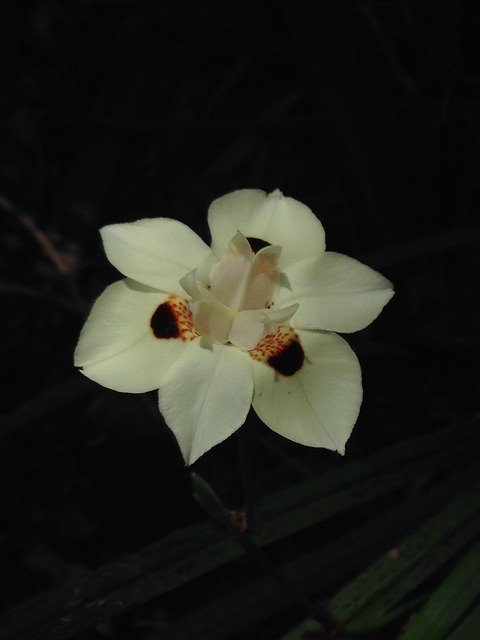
75, 189, 394, 464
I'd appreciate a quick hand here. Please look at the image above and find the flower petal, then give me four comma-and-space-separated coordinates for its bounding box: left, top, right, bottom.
78, 335, 187, 393
158, 341, 253, 464
74, 279, 161, 366
263, 303, 299, 326
208, 231, 253, 310
252, 329, 362, 454
242, 244, 281, 310
101, 218, 212, 294
229, 310, 268, 351
179, 269, 202, 300
278, 252, 394, 333
190, 299, 233, 344
208, 189, 325, 268
228, 304, 299, 351
75, 279, 192, 393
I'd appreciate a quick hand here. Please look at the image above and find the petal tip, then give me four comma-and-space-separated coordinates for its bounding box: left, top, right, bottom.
99, 222, 122, 241
269, 188, 284, 198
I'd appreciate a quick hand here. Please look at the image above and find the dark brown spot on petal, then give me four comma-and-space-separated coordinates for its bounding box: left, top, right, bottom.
247, 237, 271, 253
150, 302, 180, 339
268, 339, 304, 376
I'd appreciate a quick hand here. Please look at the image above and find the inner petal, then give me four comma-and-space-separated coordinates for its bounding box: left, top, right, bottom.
179, 268, 202, 300
208, 231, 253, 310
228, 304, 299, 351
242, 244, 282, 310
228, 310, 269, 351
190, 299, 234, 344
262, 303, 299, 330
181, 230, 297, 348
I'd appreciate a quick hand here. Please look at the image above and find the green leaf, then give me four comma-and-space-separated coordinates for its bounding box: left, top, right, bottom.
1, 421, 478, 640
331, 483, 478, 632
445, 603, 480, 640
343, 512, 480, 633
277, 618, 322, 640
399, 541, 480, 640
169, 472, 476, 640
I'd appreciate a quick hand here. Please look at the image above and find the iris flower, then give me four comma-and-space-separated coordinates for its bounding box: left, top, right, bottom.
75, 189, 394, 464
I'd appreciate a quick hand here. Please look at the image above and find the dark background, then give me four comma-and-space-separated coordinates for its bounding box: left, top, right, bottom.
1, 2, 480, 639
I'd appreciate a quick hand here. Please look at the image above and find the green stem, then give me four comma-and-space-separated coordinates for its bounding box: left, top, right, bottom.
236, 427, 334, 635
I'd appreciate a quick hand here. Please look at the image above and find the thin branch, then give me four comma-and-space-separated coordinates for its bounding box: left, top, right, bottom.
1, 194, 79, 277
0, 194, 88, 313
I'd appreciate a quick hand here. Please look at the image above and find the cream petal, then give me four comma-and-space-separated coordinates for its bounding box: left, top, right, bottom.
207, 189, 268, 254
101, 218, 212, 294
74, 279, 165, 366
252, 329, 362, 454
79, 335, 187, 393
208, 189, 326, 268
190, 299, 233, 344
75, 279, 189, 392
158, 341, 253, 464
278, 252, 394, 333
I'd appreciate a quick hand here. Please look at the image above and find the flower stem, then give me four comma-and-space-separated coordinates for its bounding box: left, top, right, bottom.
236, 427, 335, 635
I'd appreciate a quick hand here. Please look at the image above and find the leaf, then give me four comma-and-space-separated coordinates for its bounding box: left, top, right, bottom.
329, 481, 480, 630
167, 471, 476, 640
445, 603, 480, 640
399, 541, 480, 640
340, 513, 480, 633
1, 421, 478, 640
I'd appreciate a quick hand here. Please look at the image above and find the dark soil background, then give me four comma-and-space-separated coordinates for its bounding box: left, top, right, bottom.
1, 2, 480, 639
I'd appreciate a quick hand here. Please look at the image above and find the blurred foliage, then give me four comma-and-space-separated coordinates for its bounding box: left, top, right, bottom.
1, 1, 480, 639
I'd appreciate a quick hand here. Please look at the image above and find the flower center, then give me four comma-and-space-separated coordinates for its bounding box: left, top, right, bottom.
180, 231, 298, 350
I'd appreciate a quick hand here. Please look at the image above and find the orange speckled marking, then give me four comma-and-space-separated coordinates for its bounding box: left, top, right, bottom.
150, 296, 197, 341
250, 326, 304, 376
